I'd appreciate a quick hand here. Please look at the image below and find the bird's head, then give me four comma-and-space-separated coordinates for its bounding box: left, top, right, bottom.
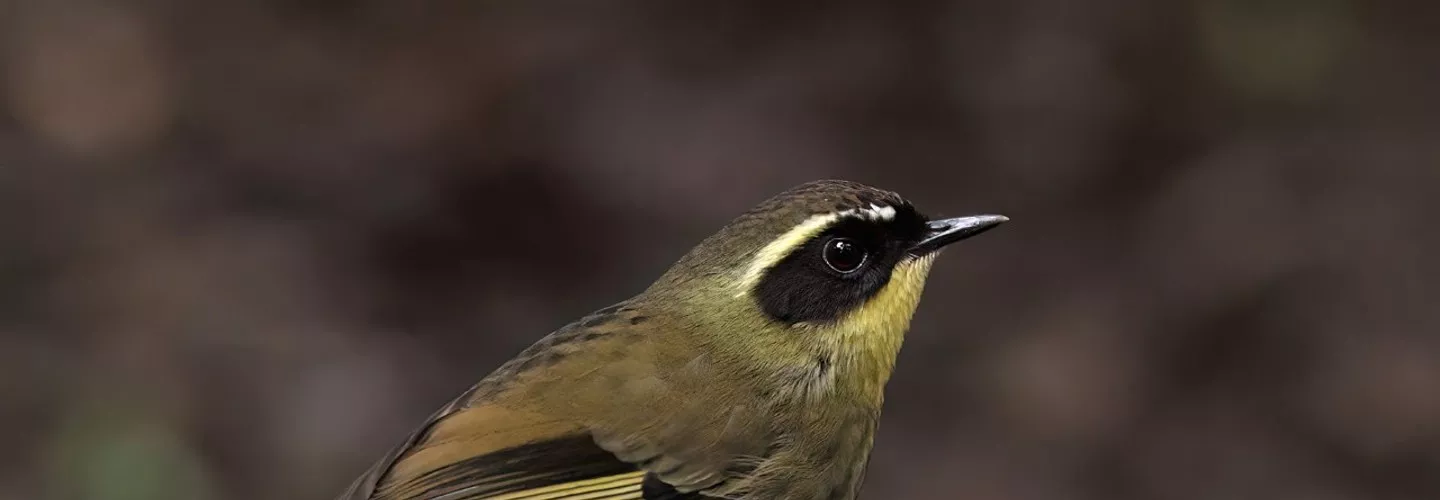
641, 180, 1006, 400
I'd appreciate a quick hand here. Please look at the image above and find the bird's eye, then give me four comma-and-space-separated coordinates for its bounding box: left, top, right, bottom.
822, 238, 868, 273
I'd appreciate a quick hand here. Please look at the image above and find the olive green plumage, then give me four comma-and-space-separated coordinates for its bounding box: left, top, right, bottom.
338, 180, 1006, 500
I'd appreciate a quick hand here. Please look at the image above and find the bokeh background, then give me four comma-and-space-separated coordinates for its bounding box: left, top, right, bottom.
3, 1, 1438, 499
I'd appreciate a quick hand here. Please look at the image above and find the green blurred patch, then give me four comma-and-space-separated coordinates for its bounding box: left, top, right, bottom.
1198, 0, 1358, 102
43, 401, 215, 500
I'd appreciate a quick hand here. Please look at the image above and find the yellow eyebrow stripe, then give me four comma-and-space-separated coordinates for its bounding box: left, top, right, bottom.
735, 204, 899, 296
736, 212, 841, 295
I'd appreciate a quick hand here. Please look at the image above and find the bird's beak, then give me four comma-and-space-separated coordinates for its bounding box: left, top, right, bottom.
909, 214, 1008, 256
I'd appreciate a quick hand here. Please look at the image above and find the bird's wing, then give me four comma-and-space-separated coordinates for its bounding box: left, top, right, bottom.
341, 402, 712, 499
338, 304, 739, 500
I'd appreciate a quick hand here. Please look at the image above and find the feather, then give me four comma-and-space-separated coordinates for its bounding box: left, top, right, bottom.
339, 304, 724, 500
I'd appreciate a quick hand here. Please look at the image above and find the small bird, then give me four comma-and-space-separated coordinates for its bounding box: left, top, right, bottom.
340, 180, 1006, 500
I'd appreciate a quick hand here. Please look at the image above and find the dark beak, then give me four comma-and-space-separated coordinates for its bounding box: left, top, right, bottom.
909, 214, 1008, 256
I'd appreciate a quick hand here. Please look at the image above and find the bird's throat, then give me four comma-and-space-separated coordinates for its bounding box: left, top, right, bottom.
822, 255, 936, 400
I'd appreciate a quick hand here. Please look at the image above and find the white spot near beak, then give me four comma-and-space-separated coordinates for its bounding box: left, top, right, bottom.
860, 203, 896, 221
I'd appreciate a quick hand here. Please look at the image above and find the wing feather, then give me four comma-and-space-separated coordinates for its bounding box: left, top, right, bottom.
339, 303, 727, 500
357, 405, 646, 500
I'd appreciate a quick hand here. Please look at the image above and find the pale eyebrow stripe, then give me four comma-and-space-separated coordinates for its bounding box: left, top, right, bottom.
733, 204, 896, 296
734, 211, 840, 296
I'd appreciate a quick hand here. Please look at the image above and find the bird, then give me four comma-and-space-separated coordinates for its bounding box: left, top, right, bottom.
338, 179, 1007, 500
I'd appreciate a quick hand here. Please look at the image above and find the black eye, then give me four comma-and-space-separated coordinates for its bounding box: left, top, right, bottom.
822, 237, 868, 273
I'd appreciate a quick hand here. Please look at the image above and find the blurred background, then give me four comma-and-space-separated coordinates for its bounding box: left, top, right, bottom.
2, 0, 1438, 499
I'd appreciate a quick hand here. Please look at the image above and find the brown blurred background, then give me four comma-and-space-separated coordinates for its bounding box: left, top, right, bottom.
2, 0, 1438, 499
